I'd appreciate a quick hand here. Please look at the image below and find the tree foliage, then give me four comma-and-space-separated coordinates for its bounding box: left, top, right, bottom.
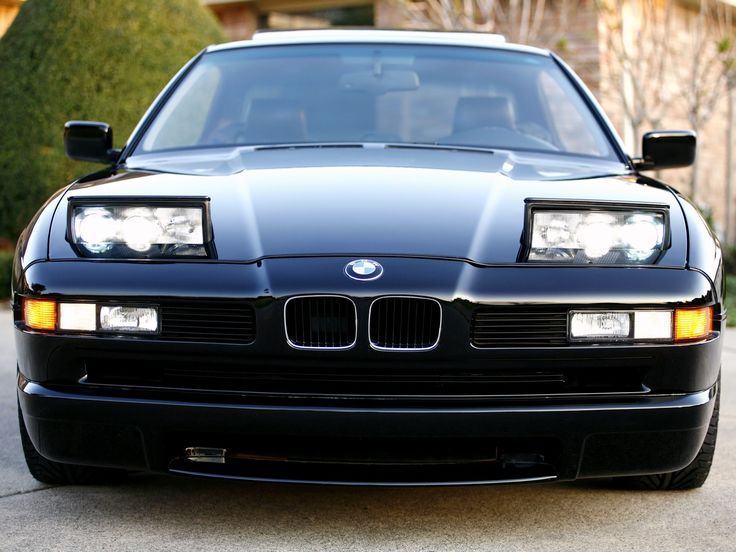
598, 0, 735, 201
0, 0, 225, 240
392, 0, 579, 50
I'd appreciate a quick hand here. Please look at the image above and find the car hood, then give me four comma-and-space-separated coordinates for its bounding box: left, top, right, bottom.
52, 150, 687, 266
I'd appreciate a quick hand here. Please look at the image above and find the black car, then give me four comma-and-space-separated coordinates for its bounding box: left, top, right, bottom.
14, 30, 721, 489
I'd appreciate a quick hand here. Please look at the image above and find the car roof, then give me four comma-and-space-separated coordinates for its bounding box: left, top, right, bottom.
205, 29, 551, 57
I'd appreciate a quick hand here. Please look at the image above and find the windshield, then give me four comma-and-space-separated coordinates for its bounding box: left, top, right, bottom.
136, 44, 618, 160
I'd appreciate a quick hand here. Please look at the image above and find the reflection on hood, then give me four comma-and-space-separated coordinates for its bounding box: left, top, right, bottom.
125, 146, 629, 182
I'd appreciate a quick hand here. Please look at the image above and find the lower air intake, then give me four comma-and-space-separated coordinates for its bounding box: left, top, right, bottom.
471, 307, 568, 347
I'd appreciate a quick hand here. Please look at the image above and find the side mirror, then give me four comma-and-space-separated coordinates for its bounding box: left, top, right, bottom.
635, 130, 696, 171
64, 121, 119, 164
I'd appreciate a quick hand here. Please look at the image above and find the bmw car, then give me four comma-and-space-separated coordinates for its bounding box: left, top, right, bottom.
14, 30, 721, 488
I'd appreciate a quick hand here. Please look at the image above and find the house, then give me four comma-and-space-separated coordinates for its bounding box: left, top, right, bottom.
0, 0, 22, 36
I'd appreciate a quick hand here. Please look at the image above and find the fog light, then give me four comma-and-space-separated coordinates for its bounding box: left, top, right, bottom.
99, 306, 158, 333
59, 303, 96, 331
633, 311, 672, 340
570, 311, 631, 340
23, 298, 57, 331
675, 307, 712, 341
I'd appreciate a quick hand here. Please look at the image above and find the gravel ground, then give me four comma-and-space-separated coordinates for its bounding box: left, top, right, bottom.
1, 306, 734, 552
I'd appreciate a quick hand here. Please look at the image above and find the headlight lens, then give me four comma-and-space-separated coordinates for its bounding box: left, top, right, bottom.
99, 306, 158, 333
528, 208, 667, 263
71, 203, 208, 258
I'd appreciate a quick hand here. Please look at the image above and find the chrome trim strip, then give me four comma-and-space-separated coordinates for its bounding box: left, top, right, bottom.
168, 469, 558, 487
19, 379, 714, 414
368, 296, 442, 352
283, 295, 358, 351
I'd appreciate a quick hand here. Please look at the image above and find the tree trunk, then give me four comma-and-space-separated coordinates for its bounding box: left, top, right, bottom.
727, 86, 735, 245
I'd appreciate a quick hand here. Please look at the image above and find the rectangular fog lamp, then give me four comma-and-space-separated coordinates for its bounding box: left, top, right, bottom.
633, 311, 673, 340
99, 306, 158, 333
570, 311, 631, 340
59, 303, 97, 331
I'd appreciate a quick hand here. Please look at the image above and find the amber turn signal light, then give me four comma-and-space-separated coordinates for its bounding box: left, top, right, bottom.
23, 298, 57, 331
674, 307, 712, 341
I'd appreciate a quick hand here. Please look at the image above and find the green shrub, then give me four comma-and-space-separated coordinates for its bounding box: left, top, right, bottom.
0, 251, 12, 300
0, 0, 225, 241
722, 244, 736, 275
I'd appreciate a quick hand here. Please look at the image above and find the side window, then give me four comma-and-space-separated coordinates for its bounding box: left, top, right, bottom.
142, 65, 221, 151
538, 72, 607, 157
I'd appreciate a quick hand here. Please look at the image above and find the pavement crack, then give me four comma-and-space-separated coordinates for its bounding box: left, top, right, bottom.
0, 485, 59, 500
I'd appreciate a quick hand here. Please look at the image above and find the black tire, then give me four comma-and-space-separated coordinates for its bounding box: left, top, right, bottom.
18, 402, 127, 485
616, 380, 720, 490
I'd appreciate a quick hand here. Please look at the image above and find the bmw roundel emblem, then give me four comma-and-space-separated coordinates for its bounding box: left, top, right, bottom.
345, 259, 383, 281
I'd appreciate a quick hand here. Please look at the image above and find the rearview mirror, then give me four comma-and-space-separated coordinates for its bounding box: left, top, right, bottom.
64, 121, 119, 164
636, 130, 696, 171
339, 70, 420, 95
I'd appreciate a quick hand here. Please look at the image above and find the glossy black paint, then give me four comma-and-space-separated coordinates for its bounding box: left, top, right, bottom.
17, 375, 715, 484
63, 121, 119, 164
639, 130, 697, 170
13, 39, 725, 486
42, 160, 689, 267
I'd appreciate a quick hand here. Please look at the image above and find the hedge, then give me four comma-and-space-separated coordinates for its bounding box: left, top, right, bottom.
0, 251, 12, 301
0, 0, 225, 242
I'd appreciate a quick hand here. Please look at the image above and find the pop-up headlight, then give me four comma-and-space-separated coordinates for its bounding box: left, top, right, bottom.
527, 205, 667, 264
70, 200, 210, 258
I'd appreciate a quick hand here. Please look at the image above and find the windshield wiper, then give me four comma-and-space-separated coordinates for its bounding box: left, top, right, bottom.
247, 142, 496, 154
248, 143, 367, 152
383, 143, 496, 154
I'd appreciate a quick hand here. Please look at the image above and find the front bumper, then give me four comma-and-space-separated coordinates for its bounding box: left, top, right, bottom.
14, 259, 723, 485
18, 375, 716, 485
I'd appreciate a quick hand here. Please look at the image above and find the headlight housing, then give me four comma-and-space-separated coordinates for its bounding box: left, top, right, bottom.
69, 199, 211, 258
525, 202, 668, 264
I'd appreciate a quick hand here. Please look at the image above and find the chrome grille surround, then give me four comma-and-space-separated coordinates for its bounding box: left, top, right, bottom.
368, 296, 442, 352
284, 295, 358, 350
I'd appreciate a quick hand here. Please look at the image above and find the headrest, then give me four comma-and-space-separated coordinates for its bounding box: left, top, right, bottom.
453, 96, 515, 134
242, 99, 308, 144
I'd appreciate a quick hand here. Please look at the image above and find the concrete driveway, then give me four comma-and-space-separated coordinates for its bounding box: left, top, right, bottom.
1, 306, 734, 552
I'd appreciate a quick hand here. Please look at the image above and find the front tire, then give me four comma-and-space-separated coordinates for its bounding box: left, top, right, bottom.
616, 380, 720, 490
18, 401, 126, 485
